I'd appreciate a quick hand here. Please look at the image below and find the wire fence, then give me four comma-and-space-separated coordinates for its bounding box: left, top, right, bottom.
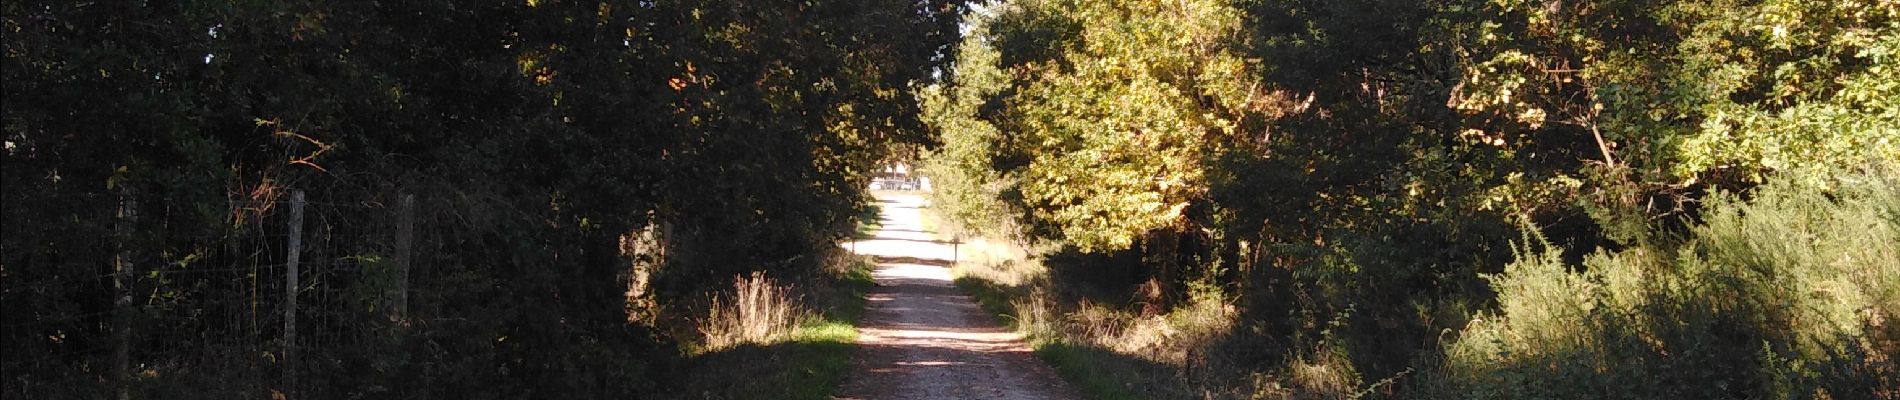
4, 189, 418, 399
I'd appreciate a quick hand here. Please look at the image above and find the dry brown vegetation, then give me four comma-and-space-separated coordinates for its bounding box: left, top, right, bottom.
697, 272, 808, 352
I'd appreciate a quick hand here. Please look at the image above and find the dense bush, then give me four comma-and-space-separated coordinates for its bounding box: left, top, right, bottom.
1428, 170, 1899, 399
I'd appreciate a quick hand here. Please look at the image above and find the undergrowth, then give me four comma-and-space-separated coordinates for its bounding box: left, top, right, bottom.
954, 255, 1214, 400
1416, 171, 1900, 399
943, 168, 1898, 399
667, 254, 875, 399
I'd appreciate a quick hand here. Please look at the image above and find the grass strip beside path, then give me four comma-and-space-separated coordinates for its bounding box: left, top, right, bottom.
670, 261, 874, 399
953, 276, 1155, 400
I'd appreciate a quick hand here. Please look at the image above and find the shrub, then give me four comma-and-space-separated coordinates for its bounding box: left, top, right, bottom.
1424, 168, 1900, 399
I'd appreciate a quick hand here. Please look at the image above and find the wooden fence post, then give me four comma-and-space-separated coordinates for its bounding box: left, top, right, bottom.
393, 194, 414, 323
283, 190, 304, 394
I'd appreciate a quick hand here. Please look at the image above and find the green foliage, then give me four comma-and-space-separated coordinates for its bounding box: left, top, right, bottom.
3, 0, 965, 397
919, 19, 1019, 239
1428, 169, 1899, 399
1668, 0, 1900, 184
925, 0, 1898, 398
926, 0, 1266, 252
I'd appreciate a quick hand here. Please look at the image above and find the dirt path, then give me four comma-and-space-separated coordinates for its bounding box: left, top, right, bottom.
835, 193, 1080, 400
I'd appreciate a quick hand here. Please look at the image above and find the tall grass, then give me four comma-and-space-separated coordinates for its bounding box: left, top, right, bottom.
698, 272, 806, 352
953, 252, 1239, 399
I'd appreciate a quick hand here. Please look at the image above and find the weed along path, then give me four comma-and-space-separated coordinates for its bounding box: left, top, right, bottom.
836, 193, 1079, 400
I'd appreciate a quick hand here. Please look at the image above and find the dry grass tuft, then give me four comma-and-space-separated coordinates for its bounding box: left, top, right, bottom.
1056, 283, 1236, 366
698, 272, 806, 352
951, 238, 1044, 286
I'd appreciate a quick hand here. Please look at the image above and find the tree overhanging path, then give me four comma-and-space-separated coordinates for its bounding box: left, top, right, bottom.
836, 193, 1079, 400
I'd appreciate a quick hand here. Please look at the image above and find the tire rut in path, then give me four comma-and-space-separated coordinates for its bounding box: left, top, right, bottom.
835, 194, 1078, 400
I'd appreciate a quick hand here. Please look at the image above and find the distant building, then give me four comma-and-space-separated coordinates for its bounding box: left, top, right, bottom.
872, 162, 921, 191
